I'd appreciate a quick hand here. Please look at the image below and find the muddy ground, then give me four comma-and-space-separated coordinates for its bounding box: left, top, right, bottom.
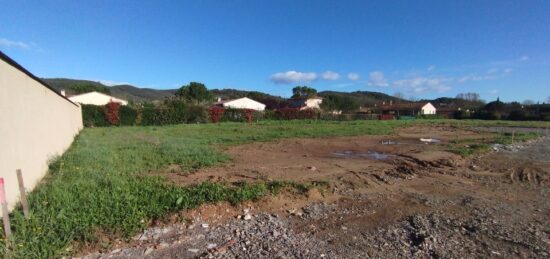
82, 126, 550, 258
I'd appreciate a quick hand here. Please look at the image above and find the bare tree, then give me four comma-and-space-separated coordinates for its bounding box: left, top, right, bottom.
456, 92, 481, 102
522, 99, 535, 105
393, 92, 405, 100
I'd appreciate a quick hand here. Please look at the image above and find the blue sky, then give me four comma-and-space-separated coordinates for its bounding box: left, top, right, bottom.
1, 0, 549, 102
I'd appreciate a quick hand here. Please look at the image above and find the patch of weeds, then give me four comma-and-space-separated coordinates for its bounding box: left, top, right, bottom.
448, 144, 490, 157
493, 132, 542, 145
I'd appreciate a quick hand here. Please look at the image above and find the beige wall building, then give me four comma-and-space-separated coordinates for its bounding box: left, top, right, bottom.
68, 91, 128, 106
0, 51, 83, 210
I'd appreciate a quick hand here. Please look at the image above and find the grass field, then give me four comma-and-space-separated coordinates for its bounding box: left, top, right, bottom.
2, 119, 550, 258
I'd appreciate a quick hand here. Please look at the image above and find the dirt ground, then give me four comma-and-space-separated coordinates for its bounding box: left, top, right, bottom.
82, 125, 550, 258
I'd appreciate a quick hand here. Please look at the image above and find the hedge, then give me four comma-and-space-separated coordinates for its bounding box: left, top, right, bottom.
81, 104, 108, 127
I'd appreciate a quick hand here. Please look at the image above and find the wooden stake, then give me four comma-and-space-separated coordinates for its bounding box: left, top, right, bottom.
511, 130, 515, 144
16, 169, 30, 218
0, 178, 12, 239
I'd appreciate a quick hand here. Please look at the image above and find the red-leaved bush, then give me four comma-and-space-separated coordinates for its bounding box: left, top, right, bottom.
299, 108, 317, 119
242, 109, 254, 122
208, 107, 225, 123
276, 108, 300, 120
104, 102, 121, 125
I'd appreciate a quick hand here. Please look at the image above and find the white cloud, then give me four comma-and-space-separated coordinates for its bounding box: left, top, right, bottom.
392, 77, 451, 93
488, 89, 499, 95
427, 65, 436, 71
321, 70, 340, 81
0, 38, 30, 50
347, 73, 360, 81
503, 68, 513, 74
487, 68, 499, 74
367, 71, 389, 87
270, 71, 318, 84
519, 55, 529, 61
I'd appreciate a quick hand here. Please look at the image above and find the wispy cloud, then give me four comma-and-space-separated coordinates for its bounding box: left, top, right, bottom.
427, 65, 436, 71
347, 73, 360, 81
321, 70, 340, 81
0, 38, 31, 50
519, 55, 529, 61
392, 76, 452, 93
270, 71, 318, 84
332, 82, 355, 88
488, 89, 499, 95
367, 71, 389, 87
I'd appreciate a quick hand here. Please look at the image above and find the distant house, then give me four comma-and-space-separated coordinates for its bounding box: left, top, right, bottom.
380, 102, 436, 116
67, 91, 128, 106
289, 97, 323, 110
213, 97, 266, 111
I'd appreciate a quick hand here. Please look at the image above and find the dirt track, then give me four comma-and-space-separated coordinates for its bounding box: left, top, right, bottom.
82, 126, 550, 258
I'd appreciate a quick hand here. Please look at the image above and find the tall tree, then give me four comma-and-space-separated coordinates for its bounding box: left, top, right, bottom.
291, 86, 317, 99
456, 92, 481, 102
320, 94, 359, 113
175, 82, 213, 104
522, 99, 535, 105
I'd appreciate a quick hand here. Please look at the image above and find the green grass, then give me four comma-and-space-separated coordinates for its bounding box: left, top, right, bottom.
1, 119, 549, 258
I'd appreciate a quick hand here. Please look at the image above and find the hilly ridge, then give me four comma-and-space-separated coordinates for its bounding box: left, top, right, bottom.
43, 78, 433, 106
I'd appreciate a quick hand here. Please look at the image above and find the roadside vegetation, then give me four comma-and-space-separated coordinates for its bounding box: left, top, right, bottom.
1, 119, 549, 258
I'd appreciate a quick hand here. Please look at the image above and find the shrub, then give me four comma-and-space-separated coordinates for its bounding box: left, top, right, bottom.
243, 109, 254, 123
208, 107, 225, 123
221, 108, 244, 122
104, 102, 121, 125
276, 108, 300, 120
298, 108, 317, 119
81, 105, 108, 127
119, 106, 137, 126
185, 104, 208, 123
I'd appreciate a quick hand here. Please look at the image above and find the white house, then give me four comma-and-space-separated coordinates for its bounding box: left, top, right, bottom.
214, 97, 266, 111
380, 102, 437, 116
1, 51, 83, 210
420, 102, 437, 115
68, 91, 128, 106
289, 97, 323, 110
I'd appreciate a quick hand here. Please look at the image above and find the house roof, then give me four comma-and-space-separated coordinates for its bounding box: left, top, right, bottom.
68, 91, 127, 102
0, 50, 79, 106
380, 102, 432, 111
214, 97, 265, 106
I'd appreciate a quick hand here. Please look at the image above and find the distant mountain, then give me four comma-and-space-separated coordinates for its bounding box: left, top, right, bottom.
318, 91, 403, 106
109, 85, 176, 103
43, 78, 176, 103
43, 78, 412, 107
210, 89, 282, 100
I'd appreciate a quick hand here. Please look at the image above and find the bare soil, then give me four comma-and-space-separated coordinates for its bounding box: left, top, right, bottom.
81, 125, 550, 258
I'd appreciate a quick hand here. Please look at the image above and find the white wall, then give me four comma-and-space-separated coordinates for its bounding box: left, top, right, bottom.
0, 57, 83, 211
304, 98, 322, 110
421, 103, 437, 115
69, 91, 128, 105
223, 97, 266, 111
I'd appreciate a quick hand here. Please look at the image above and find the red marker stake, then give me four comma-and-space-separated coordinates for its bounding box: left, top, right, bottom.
1, 178, 12, 239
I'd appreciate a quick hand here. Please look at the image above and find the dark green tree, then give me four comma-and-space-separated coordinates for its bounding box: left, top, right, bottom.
320, 94, 359, 113
175, 82, 213, 104
291, 86, 317, 99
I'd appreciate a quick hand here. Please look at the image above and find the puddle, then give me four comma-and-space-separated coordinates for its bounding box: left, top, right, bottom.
419, 138, 441, 144
331, 150, 395, 160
